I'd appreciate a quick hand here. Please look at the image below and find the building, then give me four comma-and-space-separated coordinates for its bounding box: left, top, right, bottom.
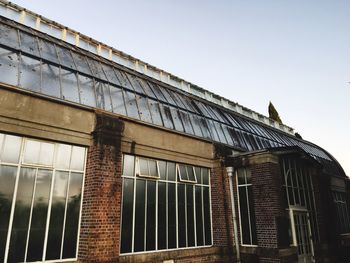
0, 1, 349, 262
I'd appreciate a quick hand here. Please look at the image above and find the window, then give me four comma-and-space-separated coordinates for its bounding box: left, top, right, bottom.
332, 192, 350, 234
120, 155, 212, 254
236, 168, 257, 245
0, 133, 86, 263
281, 157, 320, 243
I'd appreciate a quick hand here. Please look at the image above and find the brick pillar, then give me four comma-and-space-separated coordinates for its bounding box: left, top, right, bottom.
78, 113, 124, 263
211, 159, 234, 254
249, 153, 297, 263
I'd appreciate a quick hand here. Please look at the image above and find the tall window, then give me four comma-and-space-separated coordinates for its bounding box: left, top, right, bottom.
281, 157, 320, 243
0, 133, 86, 263
236, 168, 257, 245
332, 192, 350, 234
120, 155, 212, 254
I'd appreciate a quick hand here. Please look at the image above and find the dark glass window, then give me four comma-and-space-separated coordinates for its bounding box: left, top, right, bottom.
120, 154, 212, 253
0, 133, 86, 262
237, 168, 257, 245
333, 192, 350, 234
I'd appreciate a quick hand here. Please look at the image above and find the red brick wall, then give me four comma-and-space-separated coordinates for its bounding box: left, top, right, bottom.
211, 159, 234, 250
78, 142, 123, 262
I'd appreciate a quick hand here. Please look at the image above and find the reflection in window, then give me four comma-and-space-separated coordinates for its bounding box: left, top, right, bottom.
0, 132, 86, 263
0, 47, 19, 86
120, 154, 212, 254
237, 168, 257, 245
19, 55, 41, 92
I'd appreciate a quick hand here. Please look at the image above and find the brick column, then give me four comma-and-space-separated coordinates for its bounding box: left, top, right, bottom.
78, 113, 124, 262
249, 153, 297, 263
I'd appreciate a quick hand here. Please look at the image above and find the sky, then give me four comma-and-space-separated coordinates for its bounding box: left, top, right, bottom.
9, 0, 350, 176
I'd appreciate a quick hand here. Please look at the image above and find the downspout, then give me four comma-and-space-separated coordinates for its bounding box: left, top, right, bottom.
226, 166, 241, 263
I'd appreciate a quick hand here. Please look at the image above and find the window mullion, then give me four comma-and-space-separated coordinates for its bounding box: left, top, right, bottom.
24, 168, 39, 262
3, 137, 25, 263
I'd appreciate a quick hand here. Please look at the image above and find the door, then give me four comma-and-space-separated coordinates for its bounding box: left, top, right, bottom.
290, 209, 314, 263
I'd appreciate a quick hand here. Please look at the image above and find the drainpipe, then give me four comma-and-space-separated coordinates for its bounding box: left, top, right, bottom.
226, 166, 241, 263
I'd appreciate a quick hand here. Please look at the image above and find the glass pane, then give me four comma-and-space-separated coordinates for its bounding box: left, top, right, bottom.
113, 69, 128, 87
70, 146, 85, 171
39, 40, 59, 64
61, 69, 80, 103
27, 169, 52, 262
189, 114, 203, 137
177, 184, 186, 248
62, 172, 83, 259
168, 183, 176, 248
146, 181, 156, 251
139, 158, 148, 176
2, 135, 22, 164
0, 23, 19, 49
136, 95, 152, 123
123, 155, 135, 177
179, 165, 188, 181
86, 57, 104, 80
137, 79, 156, 99
248, 186, 257, 245
159, 105, 174, 130
239, 187, 251, 244
237, 168, 246, 185
124, 91, 140, 119
148, 99, 163, 126
158, 161, 166, 180
134, 180, 146, 252
110, 86, 127, 115
19, 55, 41, 92
56, 46, 76, 70
101, 64, 121, 86
199, 118, 212, 140
193, 167, 201, 185
202, 168, 209, 186
39, 142, 55, 166
0, 165, 17, 261
167, 162, 176, 182
187, 166, 196, 182
78, 75, 96, 107
148, 160, 157, 177
0, 47, 19, 86
179, 111, 194, 135
56, 144, 72, 170
19, 31, 40, 57
23, 139, 40, 164
71, 53, 91, 75
147, 82, 167, 102
41, 63, 61, 98
126, 74, 145, 94
96, 82, 112, 111
8, 168, 36, 263
186, 185, 195, 247
46, 171, 69, 260
170, 107, 184, 132
195, 186, 204, 246
120, 178, 134, 253
203, 187, 212, 245
158, 182, 167, 250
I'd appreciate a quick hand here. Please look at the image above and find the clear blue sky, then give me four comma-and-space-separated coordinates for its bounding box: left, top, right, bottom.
10, 0, 350, 176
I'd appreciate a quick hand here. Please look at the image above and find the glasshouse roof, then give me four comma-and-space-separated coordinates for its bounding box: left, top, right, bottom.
0, 6, 345, 177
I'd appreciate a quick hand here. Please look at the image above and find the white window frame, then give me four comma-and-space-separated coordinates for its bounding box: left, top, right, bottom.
0, 133, 87, 263
120, 154, 212, 255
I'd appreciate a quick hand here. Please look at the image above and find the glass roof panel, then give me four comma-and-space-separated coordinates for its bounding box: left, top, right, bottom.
110, 85, 127, 115
147, 82, 167, 102
71, 52, 92, 75
188, 114, 203, 137
148, 99, 163, 126
126, 73, 145, 94
158, 104, 174, 130
178, 111, 194, 135
60, 69, 80, 103
41, 63, 60, 98
56, 46, 76, 70
0, 47, 19, 86
0, 23, 19, 49
39, 40, 59, 64
170, 107, 184, 132
124, 90, 140, 119
19, 55, 41, 92
101, 63, 121, 86
136, 94, 152, 123
78, 74, 96, 107
19, 31, 40, 57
